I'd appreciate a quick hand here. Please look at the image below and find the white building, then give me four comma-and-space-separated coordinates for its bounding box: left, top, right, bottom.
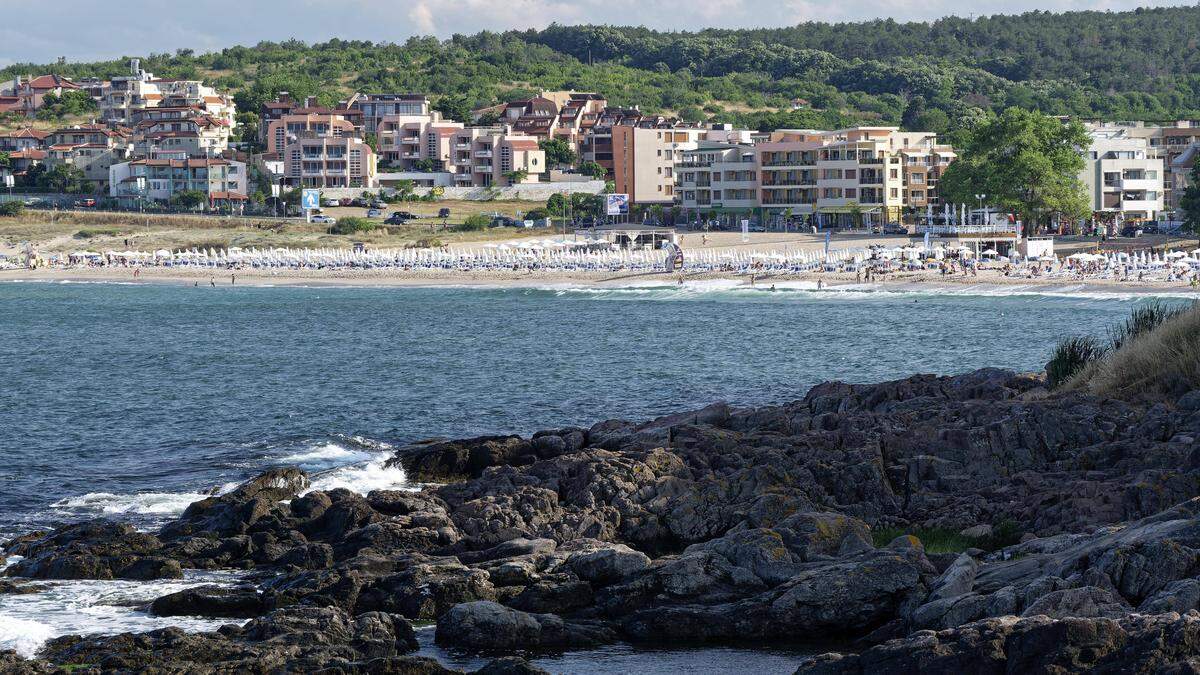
1079, 129, 1165, 222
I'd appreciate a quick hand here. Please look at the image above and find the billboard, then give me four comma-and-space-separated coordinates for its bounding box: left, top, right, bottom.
605, 193, 629, 216
301, 189, 321, 210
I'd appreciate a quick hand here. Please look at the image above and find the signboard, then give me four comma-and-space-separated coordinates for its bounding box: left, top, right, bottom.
271, 184, 281, 198
605, 193, 629, 216
2, 175, 13, 188
301, 189, 321, 211
740, 219, 749, 243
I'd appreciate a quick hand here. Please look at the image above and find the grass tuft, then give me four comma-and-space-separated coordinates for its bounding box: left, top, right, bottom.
1046, 336, 1108, 389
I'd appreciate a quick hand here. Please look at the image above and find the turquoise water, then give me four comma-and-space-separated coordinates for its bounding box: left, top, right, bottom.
0, 280, 1161, 536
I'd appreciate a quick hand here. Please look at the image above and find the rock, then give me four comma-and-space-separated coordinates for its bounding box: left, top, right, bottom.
1020, 585, 1131, 619
796, 612, 1200, 674
926, 553, 980, 602
473, 656, 551, 675
150, 584, 268, 618
565, 544, 650, 586
1140, 578, 1200, 614
3, 521, 181, 581
959, 524, 992, 539
435, 601, 615, 650
162, 468, 309, 539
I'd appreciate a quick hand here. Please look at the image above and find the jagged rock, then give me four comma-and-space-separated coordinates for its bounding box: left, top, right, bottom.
1020, 585, 1131, 619
564, 543, 650, 586
3, 521, 181, 581
161, 468, 309, 539
473, 656, 551, 675
435, 601, 615, 650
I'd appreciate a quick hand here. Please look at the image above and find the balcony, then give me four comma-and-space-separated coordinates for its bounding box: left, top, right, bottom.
400, 136, 421, 145
402, 152, 420, 159
473, 165, 492, 173
474, 150, 493, 158
455, 142, 471, 149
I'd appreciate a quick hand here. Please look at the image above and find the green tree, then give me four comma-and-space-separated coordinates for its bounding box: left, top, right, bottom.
170, 189, 207, 210
39, 164, 86, 193
1180, 156, 1200, 237
503, 169, 528, 186
578, 160, 607, 180
364, 132, 378, 153
0, 151, 10, 170
434, 94, 474, 124
547, 192, 569, 219
939, 108, 1089, 234
538, 138, 576, 168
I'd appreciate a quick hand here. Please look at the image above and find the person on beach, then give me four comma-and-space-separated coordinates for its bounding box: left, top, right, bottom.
231, 273, 236, 285
210, 277, 216, 287
817, 278, 824, 291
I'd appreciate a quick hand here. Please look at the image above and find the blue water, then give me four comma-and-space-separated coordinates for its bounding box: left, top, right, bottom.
0, 279, 1159, 537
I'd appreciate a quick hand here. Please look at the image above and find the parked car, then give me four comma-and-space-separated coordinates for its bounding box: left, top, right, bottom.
384, 214, 408, 225
22, 197, 43, 207
370, 200, 386, 209
74, 198, 96, 208
366, 209, 382, 218
437, 207, 451, 218
349, 198, 367, 208
389, 211, 418, 221
311, 215, 336, 224
322, 198, 340, 207
491, 216, 519, 228
339, 198, 354, 207
1120, 225, 1143, 238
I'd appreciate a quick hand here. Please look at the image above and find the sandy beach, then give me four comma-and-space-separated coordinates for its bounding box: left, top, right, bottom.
6, 263, 1200, 297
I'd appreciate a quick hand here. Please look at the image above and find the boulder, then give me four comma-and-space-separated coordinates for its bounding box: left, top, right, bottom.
434, 601, 615, 650
150, 584, 268, 618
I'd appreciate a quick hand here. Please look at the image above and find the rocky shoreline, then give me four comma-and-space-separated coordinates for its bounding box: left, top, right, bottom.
6, 367, 1200, 672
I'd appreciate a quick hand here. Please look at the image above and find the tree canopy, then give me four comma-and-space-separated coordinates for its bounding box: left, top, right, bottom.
4, 7, 1199, 134
940, 108, 1090, 233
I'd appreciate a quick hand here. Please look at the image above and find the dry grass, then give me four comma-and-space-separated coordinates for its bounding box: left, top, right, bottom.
1066, 302, 1200, 399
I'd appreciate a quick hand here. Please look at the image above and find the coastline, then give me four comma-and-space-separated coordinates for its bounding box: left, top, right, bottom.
5, 264, 1200, 297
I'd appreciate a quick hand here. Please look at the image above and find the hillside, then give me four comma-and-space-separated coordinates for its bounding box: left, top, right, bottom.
3, 6, 1199, 139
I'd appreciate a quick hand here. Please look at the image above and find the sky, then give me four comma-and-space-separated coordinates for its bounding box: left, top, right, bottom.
0, 0, 1195, 67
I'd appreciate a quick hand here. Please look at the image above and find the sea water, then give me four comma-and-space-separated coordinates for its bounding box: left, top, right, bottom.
0, 280, 1183, 667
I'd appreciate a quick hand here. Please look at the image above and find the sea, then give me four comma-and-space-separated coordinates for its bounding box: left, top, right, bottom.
0, 278, 1191, 670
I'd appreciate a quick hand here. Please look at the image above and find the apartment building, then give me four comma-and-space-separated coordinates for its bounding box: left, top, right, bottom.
100, 59, 234, 127
679, 127, 956, 225
442, 127, 544, 187
610, 125, 707, 205
109, 154, 248, 206
1084, 120, 1200, 215
0, 127, 50, 152
475, 91, 607, 150
130, 107, 233, 157
44, 124, 132, 188
580, 108, 685, 178
282, 136, 377, 188
376, 110, 464, 170
344, 93, 429, 134
259, 93, 362, 143
676, 141, 760, 211
265, 112, 357, 156
1079, 129, 1164, 222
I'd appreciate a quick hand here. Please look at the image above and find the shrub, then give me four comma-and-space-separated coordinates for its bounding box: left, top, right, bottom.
406, 237, 444, 249
1046, 336, 1108, 389
453, 214, 491, 232
525, 208, 548, 220
1070, 302, 1199, 398
0, 201, 24, 216
73, 227, 121, 238
1109, 301, 1188, 351
329, 217, 376, 235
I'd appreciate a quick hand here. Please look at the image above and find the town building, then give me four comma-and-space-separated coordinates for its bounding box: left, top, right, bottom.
1078, 129, 1164, 223
130, 106, 233, 158
0, 74, 81, 115
343, 93, 429, 134
474, 91, 607, 150
0, 128, 50, 153
677, 126, 956, 225
100, 59, 234, 127
258, 93, 362, 143
608, 124, 707, 205
44, 124, 132, 189
264, 112, 357, 156
1083, 120, 1200, 217
281, 135, 377, 189
109, 154, 248, 207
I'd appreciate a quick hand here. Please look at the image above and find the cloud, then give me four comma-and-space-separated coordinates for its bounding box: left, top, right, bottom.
0, 0, 1195, 66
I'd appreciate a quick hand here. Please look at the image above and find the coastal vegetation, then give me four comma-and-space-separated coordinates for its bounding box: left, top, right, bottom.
4, 6, 1200, 142
1048, 300, 1198, 394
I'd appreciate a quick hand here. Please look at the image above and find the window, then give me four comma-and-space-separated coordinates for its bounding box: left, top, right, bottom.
845, 169, 856, 179
890, 169, 898, 179
890, 188, 898, 198
845, 188, 857, 199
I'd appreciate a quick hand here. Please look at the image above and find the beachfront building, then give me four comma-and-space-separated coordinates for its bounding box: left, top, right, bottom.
375, 110, 545, 187
676, 141, 760, 213
44, 124, 133, 189
1083, 120, 1200, 217
609, 124, 707, 205
375, 109, 464, 171
264, 112, 357, 156
281, 135, 377, 189
679, 127, 954, 226
99, 59, 235, 127
1079, 129, 1165, 223
109, 155, 248, 207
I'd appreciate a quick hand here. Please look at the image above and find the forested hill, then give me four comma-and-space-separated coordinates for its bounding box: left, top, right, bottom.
4, 6, 1199, 136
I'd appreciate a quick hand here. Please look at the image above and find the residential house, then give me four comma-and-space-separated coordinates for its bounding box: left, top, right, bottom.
473, 91, 606, 151
343, 93, 429, 134
100, 59, 234, 127
0, 74, 81, 115
609, 124, 707, 205
131, 106, 233, 157
258, 93, 362, 143
265, 112, 357, 156
0, 128, 50, 153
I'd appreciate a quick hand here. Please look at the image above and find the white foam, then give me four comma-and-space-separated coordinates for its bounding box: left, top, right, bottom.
278, 443, 375, 471
51, 491, 209, 517
0, 569, 244, 657
304, 455, 413, 495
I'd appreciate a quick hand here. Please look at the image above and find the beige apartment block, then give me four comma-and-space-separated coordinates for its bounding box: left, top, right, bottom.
1079, 130, 1164, 222
611, 126, 706, 204
283, 136, 377, 189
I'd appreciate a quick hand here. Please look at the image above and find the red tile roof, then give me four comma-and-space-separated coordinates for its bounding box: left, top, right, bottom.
27, 74, 79, 90
8, 149, 47, 160
0, 128, 51, 140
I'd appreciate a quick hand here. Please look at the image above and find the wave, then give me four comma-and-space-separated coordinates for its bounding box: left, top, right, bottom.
51, 491, 212, 517
0, 568, 244, 657
304, 455, 412, 495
